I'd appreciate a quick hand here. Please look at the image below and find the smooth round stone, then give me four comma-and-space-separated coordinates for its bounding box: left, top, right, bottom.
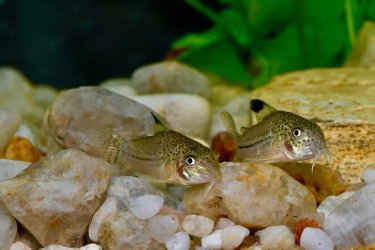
317, 191, 355, 219
201, 230, 222, 250
300, 228, 334, 250
131, 61, 212, 99
89, 197, 118, 242
215, 218, 235, 230
363, 168, 375, 183
255, 225, 296, 250
10, 241, 32, 250
99, 78, 137, 97
147, 215, 179, 243
0, 159, 30, 181
0, 109, 21, 150
221, 225, 250, 250
182, 214, 214, 237
165, 231, 190, 250
132, 94, 211, 139
129, 194, 164, 220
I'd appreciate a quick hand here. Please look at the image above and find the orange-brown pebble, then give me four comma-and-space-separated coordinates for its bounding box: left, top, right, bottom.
293, 218, 319, 245
0, 136, 42, 162
211, 131, 237, 162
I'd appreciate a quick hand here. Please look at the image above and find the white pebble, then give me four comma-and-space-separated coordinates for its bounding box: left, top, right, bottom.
128, 194, 164, 219
363, 168, 375, 183
165, 231, 190, 250
182, 214, 214, 237
147, 215, 179, 243
80, 244, 102, 250
255, 225, 296, 250
215, 218, 235, 229
201, 230, 223, 250
221, 225, 250, 250
89, 197, 118, 242
10, 241, 31, 250
300, 228, 334, 250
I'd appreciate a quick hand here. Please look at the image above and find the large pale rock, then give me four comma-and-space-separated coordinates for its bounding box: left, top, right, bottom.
131, 94, 211, 139
98, 210, 164, 250
130, 61, 212, 98
0, 109, 21, 150
0, 203, 17, 250
252, 66, 375, 184
43, 86, 167, 157
99, 78, 137, 97
323, 182, 375, 248
345, 21, 375, 67
0, 149, 111, 247
0, 67, 36, 122
183, 162, 318, 228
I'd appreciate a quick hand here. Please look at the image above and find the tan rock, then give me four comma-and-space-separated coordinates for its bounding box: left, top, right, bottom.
131, 61, 212, 99
183, 162, 318, 228
0, 149, 111, 247
98, 210, 164, 250
251, 67, 375, 184
0, 203, 17, 250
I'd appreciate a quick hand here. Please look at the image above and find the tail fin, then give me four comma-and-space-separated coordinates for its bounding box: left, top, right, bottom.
85, 124, 123, 164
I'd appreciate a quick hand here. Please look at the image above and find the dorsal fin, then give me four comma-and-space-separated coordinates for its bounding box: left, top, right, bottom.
220, 111, 239, 137
151, 112, 168, 133
250, 99, 278, 122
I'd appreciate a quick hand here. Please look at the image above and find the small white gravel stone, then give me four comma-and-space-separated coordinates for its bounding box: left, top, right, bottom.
201, 230, 223, 250
221, 225, 250, 250
255, 225, 296, 250
363, 168, 375, 183
317, 191, 355, 219
10, 241, 32, 250
147, 215, 180, 243
182, 214, 214, 237
300, 228, 334, 250
80, 244, 102, 250
215, 218, 235, 229
128, 194, 164, 219
89, 197, 118, 242
165, 231, 190, 250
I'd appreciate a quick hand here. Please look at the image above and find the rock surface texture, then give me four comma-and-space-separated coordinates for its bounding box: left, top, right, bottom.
0, 149, 111, 247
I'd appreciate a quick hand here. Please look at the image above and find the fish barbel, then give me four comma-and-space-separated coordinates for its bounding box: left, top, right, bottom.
92, 112, 220, 185
221, 99, 331, 167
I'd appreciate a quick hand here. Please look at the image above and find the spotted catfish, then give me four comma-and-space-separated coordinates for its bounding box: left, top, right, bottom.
221, 99, 331, 168
91, 112, 220, 185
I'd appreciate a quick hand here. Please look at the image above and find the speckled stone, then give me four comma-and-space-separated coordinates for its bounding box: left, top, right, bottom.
0, 149, 111, 247
183, 162, 319, 228
252, 66, 375, 184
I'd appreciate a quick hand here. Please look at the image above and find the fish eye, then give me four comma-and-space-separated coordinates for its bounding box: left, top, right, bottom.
293, 128, 302, 138
185, 156, 195, 166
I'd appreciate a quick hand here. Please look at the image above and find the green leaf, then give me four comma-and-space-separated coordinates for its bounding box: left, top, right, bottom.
366, 0, 375, 20
301, 0, 345, 25
246, 0, 295, 36
172, 28, 226, 50
178, 39, 252, 86
218, 9, 252, 46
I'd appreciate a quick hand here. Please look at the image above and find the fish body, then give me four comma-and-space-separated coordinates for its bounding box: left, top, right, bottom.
221, 99, 330, 164
97, 113, 219, 185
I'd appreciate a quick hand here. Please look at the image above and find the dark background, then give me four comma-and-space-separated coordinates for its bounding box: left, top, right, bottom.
0, 0, 213, 88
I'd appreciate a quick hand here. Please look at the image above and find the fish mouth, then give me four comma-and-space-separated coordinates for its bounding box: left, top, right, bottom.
283, 142, 318, 161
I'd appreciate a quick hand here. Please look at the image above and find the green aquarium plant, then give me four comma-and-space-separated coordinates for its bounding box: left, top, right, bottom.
171, 0, 375, 88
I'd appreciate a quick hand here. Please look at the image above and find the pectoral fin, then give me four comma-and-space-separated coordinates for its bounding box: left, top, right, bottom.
250, 99, 278, 122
